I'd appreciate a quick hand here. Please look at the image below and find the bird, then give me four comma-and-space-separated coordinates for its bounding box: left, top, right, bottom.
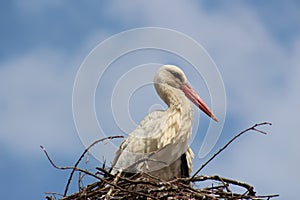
110, 65, 218, 180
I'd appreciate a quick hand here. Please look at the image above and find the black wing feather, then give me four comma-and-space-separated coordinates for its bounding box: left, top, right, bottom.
180, 153, 189, 178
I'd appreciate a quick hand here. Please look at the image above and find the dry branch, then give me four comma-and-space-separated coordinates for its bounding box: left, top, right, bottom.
192, 122, 272, 178
63, 136, 123, 196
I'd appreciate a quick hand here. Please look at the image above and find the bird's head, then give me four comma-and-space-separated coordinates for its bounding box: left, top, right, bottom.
154, 65, 218, 122
154, 65, 188, 89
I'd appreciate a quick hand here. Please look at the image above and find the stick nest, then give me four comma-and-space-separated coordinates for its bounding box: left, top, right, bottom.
57, 168, 278, 200
43, 122, 278, 200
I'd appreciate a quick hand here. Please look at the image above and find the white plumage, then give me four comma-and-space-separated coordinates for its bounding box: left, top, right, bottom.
111, 65, 218, 180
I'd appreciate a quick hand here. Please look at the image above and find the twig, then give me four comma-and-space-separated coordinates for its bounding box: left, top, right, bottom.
122, 157, 167, 173
62, 135, 123, 196
255, 194, 279, 198
97, 167, 163, 187
41, 145, 155, 199
45, 192, 63, 200
190, 175, 256, 196
216, 175, 231, 193
106, 170, 122, 199
192, 122, 272, 178
78, 172, 85, 192
40, 145, 103, 179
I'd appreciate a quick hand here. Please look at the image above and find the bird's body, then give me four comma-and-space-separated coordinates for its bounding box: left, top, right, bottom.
111, 65, 217, 180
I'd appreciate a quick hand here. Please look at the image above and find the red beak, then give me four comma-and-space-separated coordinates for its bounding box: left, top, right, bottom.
181, 84, 218, 122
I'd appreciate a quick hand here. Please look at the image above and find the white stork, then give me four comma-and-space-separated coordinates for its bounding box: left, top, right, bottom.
110, 65, 218, 180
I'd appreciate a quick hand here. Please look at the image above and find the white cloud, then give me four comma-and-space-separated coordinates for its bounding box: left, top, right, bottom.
0, 48, 83, 156
0, 28, 121, 158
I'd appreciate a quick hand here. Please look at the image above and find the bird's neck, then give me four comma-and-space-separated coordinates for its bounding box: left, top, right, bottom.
157, 85, 194, 117
159, 85, 194, 141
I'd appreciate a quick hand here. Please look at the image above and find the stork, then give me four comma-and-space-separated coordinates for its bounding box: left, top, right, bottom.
110, 65, 218, 180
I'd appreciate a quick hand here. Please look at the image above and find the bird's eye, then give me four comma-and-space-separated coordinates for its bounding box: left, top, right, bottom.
171, 71, 183, 82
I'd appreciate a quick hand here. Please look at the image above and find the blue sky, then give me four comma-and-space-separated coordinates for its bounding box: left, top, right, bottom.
1, 1, 300, 199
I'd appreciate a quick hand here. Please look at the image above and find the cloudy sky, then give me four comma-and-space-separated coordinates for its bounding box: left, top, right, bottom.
1, 1, 299, 199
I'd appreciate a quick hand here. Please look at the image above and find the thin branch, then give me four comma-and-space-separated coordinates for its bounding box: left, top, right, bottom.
63, 135, 123, 196
122, 157, 167, 173
41, 144, 155, 199
106, 170, 122, 199
192, 122, 272, 179
40, 145, 103, 179
216, 175, 231, 193
40, 135, 123, 196
190, 175, 256, 196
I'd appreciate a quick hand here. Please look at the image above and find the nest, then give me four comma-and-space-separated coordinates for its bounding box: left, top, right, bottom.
43, 122, 278, 200
55, 168, 278, 200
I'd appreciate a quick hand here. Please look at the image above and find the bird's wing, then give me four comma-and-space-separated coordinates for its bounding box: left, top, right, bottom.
185, 147, 194, 175
110, 110, 189, 174
180, 153, 189, 177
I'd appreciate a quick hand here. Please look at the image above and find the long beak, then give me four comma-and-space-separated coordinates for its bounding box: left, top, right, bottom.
181, 84, 218, 122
